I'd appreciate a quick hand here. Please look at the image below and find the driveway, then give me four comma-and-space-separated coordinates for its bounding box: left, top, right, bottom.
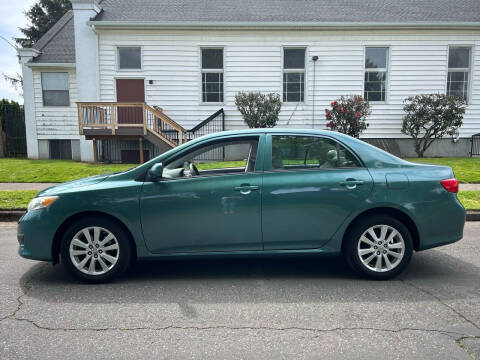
0, 222, 479, 359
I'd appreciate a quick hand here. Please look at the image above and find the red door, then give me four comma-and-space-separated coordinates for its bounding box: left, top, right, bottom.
116, 79, 145, 124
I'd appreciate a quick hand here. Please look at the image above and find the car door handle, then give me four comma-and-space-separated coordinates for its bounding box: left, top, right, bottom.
234, 185, 259, 194
339, 179, 364, 189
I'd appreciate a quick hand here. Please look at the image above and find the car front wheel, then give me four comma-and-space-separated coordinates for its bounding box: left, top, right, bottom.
344, 215, 413, 280
60, 217, 132, 283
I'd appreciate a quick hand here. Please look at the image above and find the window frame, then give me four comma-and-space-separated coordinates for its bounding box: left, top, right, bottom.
363, 46, 390, 103
265, 133, 364, 173
446, 45, 473, 103
41, 71, 70, 107
116, 46, 143, 71
154, 135, 263, 181
200, 47, 225, 104
282, 47, 307, 104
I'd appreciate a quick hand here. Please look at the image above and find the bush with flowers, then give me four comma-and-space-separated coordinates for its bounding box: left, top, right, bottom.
325, 95, 371, 138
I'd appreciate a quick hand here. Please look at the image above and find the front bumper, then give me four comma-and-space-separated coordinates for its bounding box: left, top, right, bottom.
17, 209, 61, 261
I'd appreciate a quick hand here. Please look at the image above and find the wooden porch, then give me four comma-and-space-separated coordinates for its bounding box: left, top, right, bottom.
77, 102, 186, 163
77, 102, 225, 163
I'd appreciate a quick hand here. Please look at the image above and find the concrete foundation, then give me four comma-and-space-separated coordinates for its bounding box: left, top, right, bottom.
364, 138, 472, 158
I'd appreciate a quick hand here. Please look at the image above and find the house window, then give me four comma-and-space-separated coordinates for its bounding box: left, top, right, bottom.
447, 46, 472, 101
283, 48, 305, 102
201, 48, 224, 103
364, 47, 389, 102
118, 47, 141, 70
41, 72, 70, 106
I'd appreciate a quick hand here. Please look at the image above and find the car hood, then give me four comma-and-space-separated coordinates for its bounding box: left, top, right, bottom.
37, 173, 113, 196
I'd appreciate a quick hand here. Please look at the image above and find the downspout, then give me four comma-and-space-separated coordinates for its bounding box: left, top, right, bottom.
312, 56, 319, 128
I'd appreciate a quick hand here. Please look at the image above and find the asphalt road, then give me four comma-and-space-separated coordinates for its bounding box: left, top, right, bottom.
0, 222, 479, 360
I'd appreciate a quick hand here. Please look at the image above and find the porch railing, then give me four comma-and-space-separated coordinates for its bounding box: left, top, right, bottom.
77, 102, 187, 147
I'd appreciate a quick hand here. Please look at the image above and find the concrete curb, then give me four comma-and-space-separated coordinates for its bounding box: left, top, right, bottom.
1, 210, 480, 223
0, 211, 25, 222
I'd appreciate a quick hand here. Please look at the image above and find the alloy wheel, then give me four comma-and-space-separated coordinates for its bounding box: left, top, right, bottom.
357, 224, 405, 273
69, 226, 120, 275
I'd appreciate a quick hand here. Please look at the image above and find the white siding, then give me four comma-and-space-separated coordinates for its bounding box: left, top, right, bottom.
33, 69, 79, 139
97, 29, 480, 138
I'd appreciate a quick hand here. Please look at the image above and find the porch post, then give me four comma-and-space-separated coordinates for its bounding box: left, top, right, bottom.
92, 138, 98, 163
139, 137, 144, 164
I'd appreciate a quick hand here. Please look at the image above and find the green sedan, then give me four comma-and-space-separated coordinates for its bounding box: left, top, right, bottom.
18, 129, 466, 282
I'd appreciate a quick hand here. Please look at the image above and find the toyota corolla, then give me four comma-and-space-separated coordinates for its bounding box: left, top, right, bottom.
17, 129, 466, 282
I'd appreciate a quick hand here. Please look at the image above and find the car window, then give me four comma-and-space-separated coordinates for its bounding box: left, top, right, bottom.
163, 137, 259, 179
271, 135, 361, 170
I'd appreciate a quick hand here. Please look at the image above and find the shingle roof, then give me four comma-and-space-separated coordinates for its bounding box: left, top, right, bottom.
93, 0, 480, 24
31, 11, 75, 63
30, 0, 480, 64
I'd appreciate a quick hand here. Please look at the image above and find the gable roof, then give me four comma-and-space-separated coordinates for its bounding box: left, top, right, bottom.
92, 0, 480, 25
31, 10, 75, 63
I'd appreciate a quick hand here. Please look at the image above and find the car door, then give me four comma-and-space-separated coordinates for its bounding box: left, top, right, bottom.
140, 134, 265, 253
262, 133, 373, 250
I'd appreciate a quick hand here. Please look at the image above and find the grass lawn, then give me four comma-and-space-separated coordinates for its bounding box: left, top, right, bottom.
405, 157, 480, 184
1, 190, 479, 211
0, 191, 39, 210
457, 191, 480, 211
0, 159, 134, 183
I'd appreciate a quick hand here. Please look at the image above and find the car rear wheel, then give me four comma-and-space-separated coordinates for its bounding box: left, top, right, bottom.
60, 217, 132, 283
344, 215, 413, 280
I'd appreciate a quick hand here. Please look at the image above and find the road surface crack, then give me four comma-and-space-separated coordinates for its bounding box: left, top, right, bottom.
399, 278, 480, 331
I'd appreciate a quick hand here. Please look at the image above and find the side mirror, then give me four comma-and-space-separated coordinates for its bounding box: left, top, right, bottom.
148, 163, 163, 180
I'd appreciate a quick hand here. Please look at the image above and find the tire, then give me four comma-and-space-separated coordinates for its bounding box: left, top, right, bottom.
344, 215, 413, 280
60, 216, 132, 283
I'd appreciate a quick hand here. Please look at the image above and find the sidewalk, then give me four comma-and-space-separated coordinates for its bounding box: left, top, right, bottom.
0, 183, 57, 191
0, 182, 479, 191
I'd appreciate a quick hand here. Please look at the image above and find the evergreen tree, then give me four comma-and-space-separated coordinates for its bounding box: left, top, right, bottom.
15, 0, 71, 47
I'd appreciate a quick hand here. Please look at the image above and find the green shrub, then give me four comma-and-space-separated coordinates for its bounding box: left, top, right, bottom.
235, 92, 282, 128
401, 94, 466, 157
325, 95, 370, 138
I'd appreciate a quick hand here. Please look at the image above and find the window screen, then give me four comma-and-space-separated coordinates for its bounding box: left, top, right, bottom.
41, 72, 70, 106
283, 48, 305, 102
447, 46, 471, 101
364, 47, 389, 102
118, 47, 141, 69
201, 48, 224, 102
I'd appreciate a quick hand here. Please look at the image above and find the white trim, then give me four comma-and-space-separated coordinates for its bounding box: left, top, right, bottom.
446, 44, 474, 104
200, 46, 225, 104
363, 46, 390, 104
116, 46, 143, 71
87, 21, 480, 30
26, 62, 75, 68
282, 46, 308, 104
40, 71, 71, 107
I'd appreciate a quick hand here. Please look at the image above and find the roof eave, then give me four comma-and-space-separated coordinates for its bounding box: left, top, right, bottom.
87, 20, 480, 30
26, 62, 76, 68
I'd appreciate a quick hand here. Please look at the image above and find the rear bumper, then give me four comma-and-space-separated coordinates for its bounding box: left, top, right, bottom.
416, 195, 466, 251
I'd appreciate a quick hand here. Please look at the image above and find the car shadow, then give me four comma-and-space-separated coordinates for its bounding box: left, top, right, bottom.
20, 248, 479, 308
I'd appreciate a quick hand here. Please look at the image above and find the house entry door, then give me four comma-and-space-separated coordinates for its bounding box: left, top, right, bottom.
115, 79, 145, 125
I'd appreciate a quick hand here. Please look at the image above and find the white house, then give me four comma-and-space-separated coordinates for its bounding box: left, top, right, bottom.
18, 0, 480, 163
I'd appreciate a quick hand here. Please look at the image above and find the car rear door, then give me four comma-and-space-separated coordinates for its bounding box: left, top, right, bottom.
261, 133, 373, 250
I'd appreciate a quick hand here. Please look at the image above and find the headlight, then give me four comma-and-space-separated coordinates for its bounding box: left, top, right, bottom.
27, 196, 58, 212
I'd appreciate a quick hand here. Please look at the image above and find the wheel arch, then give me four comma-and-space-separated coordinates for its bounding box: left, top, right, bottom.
341, 207, 420, 252
51, 211, 138, 264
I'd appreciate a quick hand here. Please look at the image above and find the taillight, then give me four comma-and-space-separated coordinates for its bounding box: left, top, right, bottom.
441, 178, 458, 193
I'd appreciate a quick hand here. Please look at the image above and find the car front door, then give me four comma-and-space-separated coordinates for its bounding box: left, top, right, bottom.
262, 134, 373, 250
140, 134, 265, 254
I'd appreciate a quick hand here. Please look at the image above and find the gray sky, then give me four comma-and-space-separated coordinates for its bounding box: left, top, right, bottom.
0, 0, 36, 104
